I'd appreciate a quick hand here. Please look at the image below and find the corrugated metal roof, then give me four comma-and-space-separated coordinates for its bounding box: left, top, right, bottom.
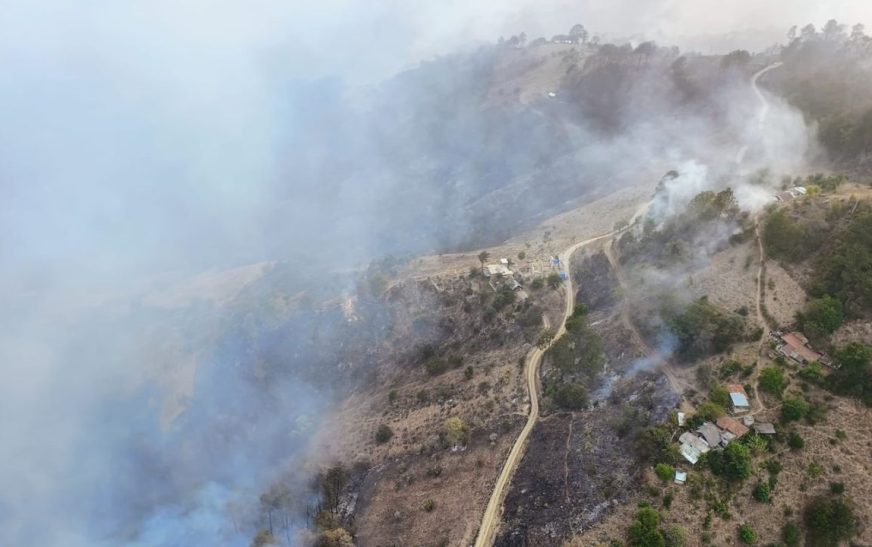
730, 392, 750, 408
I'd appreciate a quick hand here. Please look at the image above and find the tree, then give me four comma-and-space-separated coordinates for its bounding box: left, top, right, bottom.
444, 416, 469, 448
752, 481, 771, 502
781, 396, 809, 422
547, 272, 562, 289
654, 463, 674, 482
798, 295, 843, 341
375, 424, 394, 444
696, 401, 725, 421
781, 521, 801, 546
569, 24, 588, 43
478, 251, 490, 266
627, 506, 666, 547
804, 496, 856, 546
738, 524, 758, 545
554, 383, 588, 410
708, 442, 752, 482
758, 367, 787, 396
828, 342, 872, 405
317, 528, 354, 547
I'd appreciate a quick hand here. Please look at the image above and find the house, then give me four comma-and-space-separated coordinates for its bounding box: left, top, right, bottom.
753, 422, 776, 435
674, 471, 687, 485
697, 422, 722, 448
717, 416, 750, 439
726, 384, 751, 414
778, 331, 823, 365
483, 264, 513, 277
679, 431, 711, 464
775, 186, 808, 202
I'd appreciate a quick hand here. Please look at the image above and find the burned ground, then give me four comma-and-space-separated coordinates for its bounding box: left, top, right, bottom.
494, 247, 678, 546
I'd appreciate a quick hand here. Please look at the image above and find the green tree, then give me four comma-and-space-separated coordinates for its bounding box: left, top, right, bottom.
708, 442, 752, 482
804, 496, 856, 546
738, 523, 757, 545
662, 525, 686, 547
798, 295, 844, 342
752, 481, 771, 502
627, 506, 666, 547
654, 463, 674, 482
547, 272, 562, 289
758, 367, 787, 396
696, 401, 725, 421
781, 396, 810, 422
554, 383, 588, 410
375, 424, 394, 444
828, 342, 872, 405
781, 521, 801, 546
477, 251, 490, 265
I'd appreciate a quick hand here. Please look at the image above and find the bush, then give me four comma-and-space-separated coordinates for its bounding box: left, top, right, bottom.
710, 385, 730, 407
547, 272, 562, 289
662, 525, 686, 547
788, 431, 805, 450
804, 496, 856, 546
798, 295, 844, 342
627, 506, 666, 547
553, 383, 589, 410
758, 367, 787, 396
696, 401, 725, 421
375, 424, 394, 444
781, 396, 810, 422
830, 482, 845, 494
708, 442, 752, 482
781, 521, 801, 546
422, 499, 436, 512
738, 523, 757, 545
752, 481, 771, 502
654, 463, 675, 482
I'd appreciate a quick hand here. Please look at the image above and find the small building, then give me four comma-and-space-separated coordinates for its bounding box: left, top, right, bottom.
499, 258, 509, 265
717, 416, 750, 439
779, 331, 823, 365
674, 471, 687, 485
726, 384, 751, 414
676, 412, 686, 427
679, 431, 711, 464
483, 264, 513, 278
753, 422, 776, 436
742, 415, 755, 427
697, 422, 722, 448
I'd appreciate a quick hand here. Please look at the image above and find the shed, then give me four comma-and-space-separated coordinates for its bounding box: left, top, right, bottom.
674, 471, 687, 485
753, 422, 776, 435
676, 412, 686, 427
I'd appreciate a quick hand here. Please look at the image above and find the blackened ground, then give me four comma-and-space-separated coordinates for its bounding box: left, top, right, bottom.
573, 250, 619, 313
494, 374, 676, 547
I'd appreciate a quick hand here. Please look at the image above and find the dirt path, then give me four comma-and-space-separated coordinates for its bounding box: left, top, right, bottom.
473, 231, 616, 547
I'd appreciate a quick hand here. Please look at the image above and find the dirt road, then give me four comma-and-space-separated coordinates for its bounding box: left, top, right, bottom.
473, 231, 616, 547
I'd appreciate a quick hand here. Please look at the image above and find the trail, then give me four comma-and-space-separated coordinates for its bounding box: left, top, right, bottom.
473, 230, 616, 547
743, 62, 781, 415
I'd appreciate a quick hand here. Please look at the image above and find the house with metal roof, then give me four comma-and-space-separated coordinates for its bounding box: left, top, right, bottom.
726, 384, 750, 414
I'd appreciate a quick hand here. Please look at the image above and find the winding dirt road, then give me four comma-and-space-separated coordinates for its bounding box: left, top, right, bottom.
473, 231, 616, 547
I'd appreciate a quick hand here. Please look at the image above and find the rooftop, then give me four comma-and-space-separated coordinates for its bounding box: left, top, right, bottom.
717, 416, 749, 438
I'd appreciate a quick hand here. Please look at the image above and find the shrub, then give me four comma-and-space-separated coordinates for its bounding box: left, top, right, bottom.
553, 383, 589, 410
547, 272, 562, 289
738, 523, 757, 545
758, 367, 787, 395
464, 366, 474, 380
830, 482, 845, 494
662, 525, 686, 547
788, 431, 805, 450
708, 442, 752, 482
654, 463, 674, 482
696, 401, 725, 421
781, 521, 801, 546
375, 424, 394, 444
627, 506, 666, 547
422, 499, 436, 512
797, 295, 844, 342
710, 385, 730, 407
804, 496, 856, 546
781, 396, 810, 422
752, 481, 771, 502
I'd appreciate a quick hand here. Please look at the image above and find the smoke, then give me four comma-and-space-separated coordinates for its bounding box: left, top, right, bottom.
0, 1, 862, 546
